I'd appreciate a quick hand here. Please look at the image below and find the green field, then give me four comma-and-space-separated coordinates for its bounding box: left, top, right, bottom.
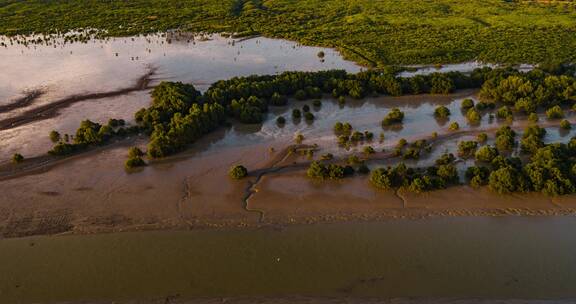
2, 0, 576, 65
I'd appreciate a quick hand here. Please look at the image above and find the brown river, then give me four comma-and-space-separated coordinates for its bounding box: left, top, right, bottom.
1, 217, 576, 303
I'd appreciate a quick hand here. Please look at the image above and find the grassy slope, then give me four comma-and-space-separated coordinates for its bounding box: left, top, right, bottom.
1, 0, 576, 65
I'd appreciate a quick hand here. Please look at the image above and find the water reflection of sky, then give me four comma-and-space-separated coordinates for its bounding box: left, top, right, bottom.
203, 91, 576, 170
0, 34, 360, 103
0, 34, 360, 159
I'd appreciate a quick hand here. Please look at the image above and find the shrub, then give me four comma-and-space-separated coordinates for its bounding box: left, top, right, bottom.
312, 99, 322, 107
270, 93, 287, 106
306, 161, 347, 179
560, 119, 571, 129
475, 101, 494, 110
306, 149, 314, 159
12, 153, 24, 164
49, 130, 61, 143
477, 133, 488, 143
514, 97, 536, 114
295, 89, 307, 100
494, 126, 516, 151
294, 133, 304, 144
292, 109, 301, 119
396, 138, 407, 148
466, 108, 481, 123
276, 116, 286, 125
546, 105, 564, 119
364, 131, 374, 141
437, 164, 458, 183
107, 118, 125, 128
382, 108, 404, 126
458, 141, 479, 158
528, 113, 539, 123
495, 134, 515, 151
461, 98, 474, 110
229, 165, 248, 179
350, 131, 364, 142
488, 167, 517, 194
496, 126, 516, 138
403, 148, 420, 160
348, 155, 363, 165
125, 157, 146, 169
304, 112, 315, 121
475, 145, 499, 162
448, 122, 459, 131
434, 106, 451, 118
337, 135, 349, 146
48, 142, 79, 156
466, 166, 490, 187
496, 106, 513, 119
128, 147, 144, 158
363, 146, 375, 155
333, 122, 352, 135
436, 153, 455, 165
302, 105, 310, 113
370, 168, 393, 190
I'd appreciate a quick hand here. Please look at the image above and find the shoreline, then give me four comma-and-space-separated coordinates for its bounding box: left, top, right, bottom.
3, 188, 576, 240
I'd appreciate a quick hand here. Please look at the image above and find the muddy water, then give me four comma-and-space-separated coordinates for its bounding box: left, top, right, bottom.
1, 217, 576, 302
0, 34, 359, 159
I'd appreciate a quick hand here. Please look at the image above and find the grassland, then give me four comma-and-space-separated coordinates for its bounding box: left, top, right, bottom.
1, 0, 576, 66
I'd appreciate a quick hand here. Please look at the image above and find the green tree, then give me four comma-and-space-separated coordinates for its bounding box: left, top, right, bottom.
229, 165, 248, 179
49, 130, 61, 143
475, 145, 499, 162
433, 106, 451, 118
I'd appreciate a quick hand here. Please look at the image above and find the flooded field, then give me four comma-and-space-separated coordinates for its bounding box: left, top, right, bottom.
2, 217, 576, 303
0, 33, 359, 159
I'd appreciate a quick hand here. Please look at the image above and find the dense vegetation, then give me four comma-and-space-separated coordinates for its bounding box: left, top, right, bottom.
130, 69, 486, 159
125, 147, 146, 169
3, 1, 576, 65
370, 154, 459, 193
48, 119, 138, 156
366, 122, 576, 197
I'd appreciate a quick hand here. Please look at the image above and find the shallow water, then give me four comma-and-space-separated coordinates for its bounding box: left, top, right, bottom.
0, 34, 359, 159
0, 33, 359, 102
2, 217, 576, 302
